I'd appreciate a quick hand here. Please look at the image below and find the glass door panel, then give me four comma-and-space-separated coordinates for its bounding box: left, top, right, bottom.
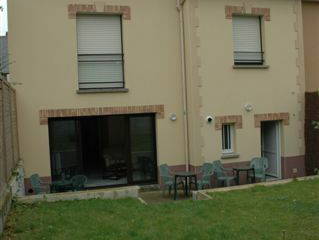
49, 119, 79, 181
100, 116, 128, 186
129, 115, 157, 183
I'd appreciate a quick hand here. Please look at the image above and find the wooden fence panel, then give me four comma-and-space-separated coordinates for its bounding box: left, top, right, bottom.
0, 80, 20, 188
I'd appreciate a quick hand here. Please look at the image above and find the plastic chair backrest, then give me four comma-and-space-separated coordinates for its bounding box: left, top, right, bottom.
30, 174, 42, 194
212, 160, 227, 178
250, 157, 268, 174
159, 164, 172, 183
201, 163, 214, 182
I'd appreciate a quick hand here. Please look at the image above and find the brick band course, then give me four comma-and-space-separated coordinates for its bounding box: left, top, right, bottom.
39, 105, 165, 125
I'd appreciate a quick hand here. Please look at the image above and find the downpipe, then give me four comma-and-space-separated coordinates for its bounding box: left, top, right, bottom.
176, 0, 190, 172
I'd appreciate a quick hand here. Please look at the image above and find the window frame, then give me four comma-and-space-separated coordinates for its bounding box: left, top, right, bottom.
232, 15, 264, 66
222, 124, 235, 154
76, 14, 125, 90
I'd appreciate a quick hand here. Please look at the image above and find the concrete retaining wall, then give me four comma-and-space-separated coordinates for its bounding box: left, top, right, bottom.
18, 186, 140, 204
192, 175, 319, 200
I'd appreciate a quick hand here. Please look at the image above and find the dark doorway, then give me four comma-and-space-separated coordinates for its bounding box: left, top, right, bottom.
49, 114, 158, 189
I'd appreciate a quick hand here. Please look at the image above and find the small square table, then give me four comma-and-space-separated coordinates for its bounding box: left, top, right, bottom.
174, 171, 198, 200
233, 167, 256, 185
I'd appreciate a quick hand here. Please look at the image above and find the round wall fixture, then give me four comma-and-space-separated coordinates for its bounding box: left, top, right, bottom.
170, 113, 177, 121
244, 103, 253, 112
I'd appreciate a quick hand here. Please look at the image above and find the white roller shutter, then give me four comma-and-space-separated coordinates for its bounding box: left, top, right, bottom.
76, 15, 124, 89
232, 16, 263, 64
77, 15, 122, 55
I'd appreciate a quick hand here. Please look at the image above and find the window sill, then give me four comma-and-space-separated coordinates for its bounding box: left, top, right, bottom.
77, 88, 129, 94
221, 153, 240, 159
233, 65, 269, 69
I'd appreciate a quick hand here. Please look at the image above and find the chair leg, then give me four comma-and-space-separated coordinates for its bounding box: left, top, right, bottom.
226, 179, 230, 187
224, 180, 230, 187
180, 181, 186, 195
162, 186, 166, 197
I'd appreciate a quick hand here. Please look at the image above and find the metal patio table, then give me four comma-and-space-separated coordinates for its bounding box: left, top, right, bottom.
233, 167, 256, 185
174, 171, 198, 200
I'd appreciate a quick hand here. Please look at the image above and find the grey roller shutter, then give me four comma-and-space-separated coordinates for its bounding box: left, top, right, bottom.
232, 16, 263, 64
76, 15, 124, 89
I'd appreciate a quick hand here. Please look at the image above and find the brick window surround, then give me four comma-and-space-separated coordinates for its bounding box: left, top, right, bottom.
254, 113, 290, 127
215, 115, 243, 130
39, 105, 164, 125
68, 4, 131, 20
225, 6, 270, 21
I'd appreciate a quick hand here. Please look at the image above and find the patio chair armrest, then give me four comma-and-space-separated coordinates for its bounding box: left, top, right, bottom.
223, 167, 234, 172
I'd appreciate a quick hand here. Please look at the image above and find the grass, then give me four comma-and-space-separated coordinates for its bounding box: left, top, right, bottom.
2, 178, 319, 240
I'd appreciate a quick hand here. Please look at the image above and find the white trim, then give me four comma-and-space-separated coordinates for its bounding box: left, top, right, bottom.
275, 121, 282, 179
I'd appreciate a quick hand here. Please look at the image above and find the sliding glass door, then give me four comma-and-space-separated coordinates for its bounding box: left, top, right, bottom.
49, 114, 157, 188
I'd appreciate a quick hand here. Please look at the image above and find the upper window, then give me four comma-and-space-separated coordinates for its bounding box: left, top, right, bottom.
232, 16, 263, 65
222, 124, 235, 154
76, 15, 124, 90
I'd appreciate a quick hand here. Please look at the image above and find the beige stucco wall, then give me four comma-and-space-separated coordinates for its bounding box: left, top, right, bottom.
183, 0, 305, 167
303, 1, 319, 92
8, 0, 186, 177
8, 0, 306, 180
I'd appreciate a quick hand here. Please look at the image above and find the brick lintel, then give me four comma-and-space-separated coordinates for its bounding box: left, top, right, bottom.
254, 112, 290, 127
215, 115, 243, 130
68, 3, 131, 20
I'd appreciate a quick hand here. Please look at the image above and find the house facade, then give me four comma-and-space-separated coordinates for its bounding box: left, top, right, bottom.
303, 0, 319, 175
8, 0, 306, 193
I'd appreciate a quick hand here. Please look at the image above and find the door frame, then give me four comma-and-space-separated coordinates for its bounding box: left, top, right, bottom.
261, 121, 282, 179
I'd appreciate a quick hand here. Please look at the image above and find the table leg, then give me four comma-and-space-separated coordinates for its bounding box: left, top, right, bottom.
236, 170, 240, 185
174, 175, 177, 200
185, 176, 188, 197
194, 175, 198, 191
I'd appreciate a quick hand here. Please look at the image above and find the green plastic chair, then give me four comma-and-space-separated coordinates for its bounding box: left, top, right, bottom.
159, 164, 184, 196
30, 174, 46, 194
196, 163, 214, 189
212, 160, 236, 187
71, 175, 87, 191
249, 157, 269, 182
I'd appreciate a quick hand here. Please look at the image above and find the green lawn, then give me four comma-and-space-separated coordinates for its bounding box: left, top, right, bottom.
2, 179, 319, 240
